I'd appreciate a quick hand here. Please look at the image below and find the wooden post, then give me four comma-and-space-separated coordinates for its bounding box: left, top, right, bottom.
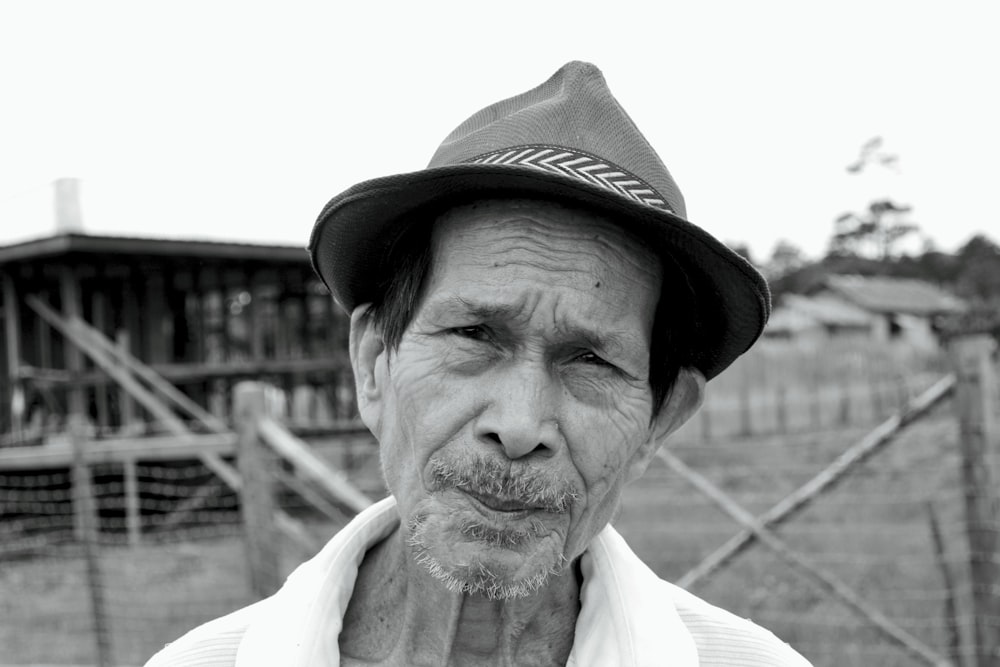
737, 356, 753, 437
70, 420, 112, 666
775, 384, 788, 435
123, 456, 141, 547
870, 371, 884, 422
950, 334, 1000, 667
319, 285, 336, 351
60, 267, 86, 418
249, 274, 266, 362
839, 382, 851, 426
146, 269, 168, 365
234, 382, 282, 598
699, 402, 712, 442
738, 383, 752, 438
61, 266, 88, 538
116, 330, 137, 431
37, 289, 53, 370
298, 269, 311, 359
120, 270, 141, 427
2, 274, 23, 438
926, 502, 961, 667
219, 278, 232, 365
92, 291, 110, 433
192, 265, 207, 363
809, 367, 822, 431
896, 373, 910, 415
275, 291, 289, 359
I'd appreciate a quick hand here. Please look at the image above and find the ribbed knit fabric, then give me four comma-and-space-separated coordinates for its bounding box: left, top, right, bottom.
145, 602, 260, 666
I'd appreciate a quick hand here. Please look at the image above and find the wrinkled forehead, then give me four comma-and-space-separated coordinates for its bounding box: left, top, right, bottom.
429, 198, 663, 288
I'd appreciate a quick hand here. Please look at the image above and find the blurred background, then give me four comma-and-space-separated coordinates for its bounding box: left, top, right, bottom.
2, 1, 999, 665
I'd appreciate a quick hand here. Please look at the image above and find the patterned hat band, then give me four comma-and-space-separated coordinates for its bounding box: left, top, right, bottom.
465, 145, 672, 213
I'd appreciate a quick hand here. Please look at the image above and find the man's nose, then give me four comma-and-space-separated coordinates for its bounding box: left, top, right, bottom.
475, 363, 562, 460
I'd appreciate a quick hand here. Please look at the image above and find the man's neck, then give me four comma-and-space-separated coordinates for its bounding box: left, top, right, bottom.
339, 527, 580, 667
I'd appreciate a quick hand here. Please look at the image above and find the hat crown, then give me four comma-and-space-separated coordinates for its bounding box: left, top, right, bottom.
428, 61, 686, 218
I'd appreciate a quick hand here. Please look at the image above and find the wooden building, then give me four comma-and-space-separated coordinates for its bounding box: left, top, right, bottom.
0, 232, 354, 445
814, 274, 966, 348
765, 275, 967, 351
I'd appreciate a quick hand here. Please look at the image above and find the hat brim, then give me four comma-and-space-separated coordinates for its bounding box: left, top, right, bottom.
309, 164, 770, 380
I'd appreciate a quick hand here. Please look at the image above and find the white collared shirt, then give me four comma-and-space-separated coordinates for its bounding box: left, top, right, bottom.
147, 497, 811, 666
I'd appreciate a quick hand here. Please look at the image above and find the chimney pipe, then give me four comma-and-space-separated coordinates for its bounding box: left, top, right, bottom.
54, 177, 84, 233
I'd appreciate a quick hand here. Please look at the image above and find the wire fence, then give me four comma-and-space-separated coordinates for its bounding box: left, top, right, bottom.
674, 339, 953, 443
2, 462, 249, 665
620, 413, 992, 666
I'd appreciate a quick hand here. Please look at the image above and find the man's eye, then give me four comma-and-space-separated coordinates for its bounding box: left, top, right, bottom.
575, 351, 612, 367
451, 325, 489, 341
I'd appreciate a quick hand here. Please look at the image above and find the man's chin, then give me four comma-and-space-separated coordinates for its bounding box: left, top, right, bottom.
405, 503, 568, 600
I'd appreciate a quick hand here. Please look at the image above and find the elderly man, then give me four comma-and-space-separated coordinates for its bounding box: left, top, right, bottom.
148, 62, 810, 666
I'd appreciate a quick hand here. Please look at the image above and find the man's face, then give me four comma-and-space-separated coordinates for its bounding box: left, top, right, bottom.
355, 200, 670, 599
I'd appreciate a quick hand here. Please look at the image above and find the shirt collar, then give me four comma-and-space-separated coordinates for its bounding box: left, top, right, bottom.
236, 496, 698, 667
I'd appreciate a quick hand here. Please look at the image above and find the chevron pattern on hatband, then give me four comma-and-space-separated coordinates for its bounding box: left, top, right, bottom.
465, 146, 671, 212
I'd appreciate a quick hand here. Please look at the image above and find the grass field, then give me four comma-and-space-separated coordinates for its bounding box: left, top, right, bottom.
0, 398, 984, 666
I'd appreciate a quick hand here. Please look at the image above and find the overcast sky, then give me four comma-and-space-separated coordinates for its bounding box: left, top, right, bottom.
1, 1, 997, 262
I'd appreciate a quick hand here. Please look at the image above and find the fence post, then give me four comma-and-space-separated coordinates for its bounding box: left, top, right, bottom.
116, 330, 138, 431
71, 421, 112, 667
870, 371, 884, 422
234, 381, 282, 598
775, 384, 788, 435
838, 383, 851, 426
123, 456, 141, 547
2, 275, 23, 441
895, 372, 910, 415
809, 368, 821, 430
950, 333, 1000, 667
700, 401, 712, 442
926, 502, 961, 666
738, 386, 752, 437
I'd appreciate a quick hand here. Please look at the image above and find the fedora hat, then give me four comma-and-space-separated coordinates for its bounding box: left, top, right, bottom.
308, 61, 769, 380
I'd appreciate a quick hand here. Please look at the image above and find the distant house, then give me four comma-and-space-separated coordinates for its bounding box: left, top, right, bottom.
764, 293, 873, 345
765, 275, 966, 349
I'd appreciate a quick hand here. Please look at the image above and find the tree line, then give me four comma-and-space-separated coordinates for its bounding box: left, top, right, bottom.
759, 231, 1000, 310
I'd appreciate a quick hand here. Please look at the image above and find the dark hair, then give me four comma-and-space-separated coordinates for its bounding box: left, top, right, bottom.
363, 218, 436, 352
363, 210, 695, 417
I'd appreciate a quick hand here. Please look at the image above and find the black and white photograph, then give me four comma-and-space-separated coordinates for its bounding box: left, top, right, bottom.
1, 2, 999, 666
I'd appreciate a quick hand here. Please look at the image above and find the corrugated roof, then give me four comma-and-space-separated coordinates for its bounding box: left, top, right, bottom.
765, 306, 821, 334
766, 294, 873, 333
784, 294, 874, 325
821, 274, 966, 315
0, 232, 309, 266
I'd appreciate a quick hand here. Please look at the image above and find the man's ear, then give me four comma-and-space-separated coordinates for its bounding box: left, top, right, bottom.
625, 367, 706, 483
349, 305, 385, 436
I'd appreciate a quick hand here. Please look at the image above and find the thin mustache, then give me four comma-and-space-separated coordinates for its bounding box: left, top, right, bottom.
429, 456, 579, 513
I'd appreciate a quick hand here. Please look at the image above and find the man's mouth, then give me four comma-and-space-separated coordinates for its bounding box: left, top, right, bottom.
458, 486, 537, 513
